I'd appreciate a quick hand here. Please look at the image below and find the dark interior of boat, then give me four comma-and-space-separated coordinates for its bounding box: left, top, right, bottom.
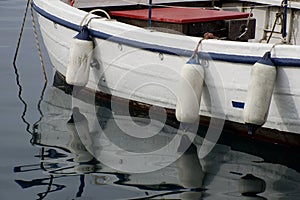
80, 1, 256, 41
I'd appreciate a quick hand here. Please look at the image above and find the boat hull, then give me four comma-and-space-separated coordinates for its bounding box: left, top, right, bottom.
33, 0, 300, 139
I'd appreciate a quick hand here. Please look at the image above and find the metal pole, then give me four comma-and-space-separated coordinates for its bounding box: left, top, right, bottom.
148, 0, 152, 28
282, 0, 288, 39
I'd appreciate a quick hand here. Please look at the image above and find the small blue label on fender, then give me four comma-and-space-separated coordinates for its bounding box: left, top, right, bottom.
232, 101, 245, 109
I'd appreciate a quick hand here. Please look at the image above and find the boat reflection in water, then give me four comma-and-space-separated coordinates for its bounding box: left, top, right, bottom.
14, 72, 300, 200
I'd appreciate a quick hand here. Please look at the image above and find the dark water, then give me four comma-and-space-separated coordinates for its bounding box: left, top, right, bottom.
1, 1, 300, 199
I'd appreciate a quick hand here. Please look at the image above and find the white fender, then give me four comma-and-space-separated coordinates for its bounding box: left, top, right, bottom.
176, 56, 205, 123
66, 26, 93, 86
244, 52, 277, 133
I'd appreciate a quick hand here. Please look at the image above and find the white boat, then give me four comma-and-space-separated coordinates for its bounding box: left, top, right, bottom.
32, 0, 300, 145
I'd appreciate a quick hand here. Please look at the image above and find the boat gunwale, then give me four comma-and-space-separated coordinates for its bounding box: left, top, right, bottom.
32, 0, 300, 67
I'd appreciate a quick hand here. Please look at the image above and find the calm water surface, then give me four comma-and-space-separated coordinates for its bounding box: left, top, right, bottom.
1, 1, 300, 199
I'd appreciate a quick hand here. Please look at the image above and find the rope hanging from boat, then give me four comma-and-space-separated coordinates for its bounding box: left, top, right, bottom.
30, 2, 48, 130
266, 12, 283, 43
13, 0, 31, 65
238, 6, 254, 39
30, 5, 48, 84
80, 9, 111, 28
193, 32, 217, 58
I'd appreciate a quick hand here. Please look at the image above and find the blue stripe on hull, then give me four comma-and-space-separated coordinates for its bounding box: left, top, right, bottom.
32, 1, 300, 67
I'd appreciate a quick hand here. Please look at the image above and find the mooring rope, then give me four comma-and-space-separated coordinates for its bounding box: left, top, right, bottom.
30, 4, 48, 84
80, 9, 111, 28
30, 3, 48, 129
193, 32, 218, 58
13, 0, 31, 65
